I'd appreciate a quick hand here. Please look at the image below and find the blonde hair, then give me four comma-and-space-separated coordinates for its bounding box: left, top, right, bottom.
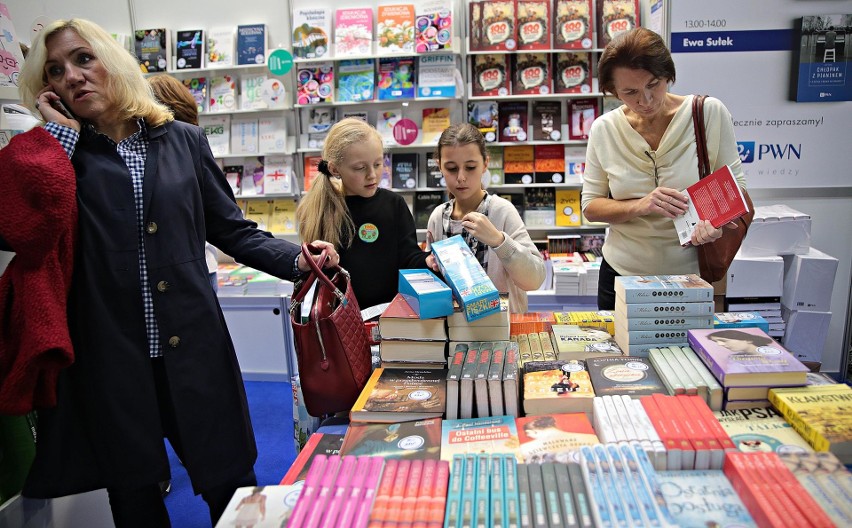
19, 18, 173, 127
296, 118, 383, 248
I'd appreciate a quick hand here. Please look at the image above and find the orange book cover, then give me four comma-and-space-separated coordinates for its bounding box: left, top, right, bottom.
304, 155, 321, 191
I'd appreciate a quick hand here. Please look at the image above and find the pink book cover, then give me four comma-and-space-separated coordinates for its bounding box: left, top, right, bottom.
318, 455, 357, 528
336, 456, 371, 525
687, 328, 808, 388
335, 8, 373, 56
354, 457, 386, 527
303, 455, 341, 527
286, 454, 329, 527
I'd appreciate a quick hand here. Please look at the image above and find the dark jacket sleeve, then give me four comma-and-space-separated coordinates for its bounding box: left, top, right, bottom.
0, 237, 10, 252
395, 194, 429, 269
195, 128, 301, 280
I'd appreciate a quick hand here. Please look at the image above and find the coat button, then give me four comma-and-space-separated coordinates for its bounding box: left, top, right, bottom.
146, 222, 158, 234
168, 336, 181, 348
156, 280, 170, 292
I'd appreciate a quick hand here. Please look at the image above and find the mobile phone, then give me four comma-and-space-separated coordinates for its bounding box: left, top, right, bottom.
50, 99, 74, 120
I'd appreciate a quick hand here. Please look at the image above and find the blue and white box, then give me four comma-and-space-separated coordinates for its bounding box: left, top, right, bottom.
398, 269, 453, 319
712, 312, 770, 333
430, 235, 500, 322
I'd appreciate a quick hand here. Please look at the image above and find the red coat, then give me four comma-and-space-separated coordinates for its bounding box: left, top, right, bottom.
0, 127, 77, 415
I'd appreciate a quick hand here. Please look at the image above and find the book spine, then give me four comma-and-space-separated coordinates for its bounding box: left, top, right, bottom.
749, 453, 810, 528
287, 454, 329, 528
444, 455, 465, 528
622, 301, 715, 317
354, 457, 385, 528
553, 462, 578, 528
516, 463, 534, 528
473, 454, 491, 528
526, 462, 549, 528
592, 444, 629, 527
503, 455, 521, 528
280, 432, 324, 485
460, 455, 478, 528
320, 455, 357, 528
724, 453, 787, 528
338, 456, 371, 528
539, 331, 557, 361
603, 395, 628, 444
687, 333, 728, 386
398, 459, 423, 524
592, 397, 617, 443
617, 444, 662, 527
667, 395, 708, 470
652, 393, 696, 470
680, 395, 724, 469
490, 455, 506, 528
666, 346, 706, 399
612, 394, 639, 442
640, 396, 678, 471
605, 445, 644, 527
763, 453, 835, 528
540, 462, 565, 528
368, 458, 398, 526
566, 461, 594, 528
631, 399, 667, 471
620, 315, 714, 331
304, 455, 341, 527
648, 348, 684, 395
658, 347, 695, 395
620, 395, 654, 461
413, 459, 437, 525
578, 446, 614, 528
680, 346, 724, 411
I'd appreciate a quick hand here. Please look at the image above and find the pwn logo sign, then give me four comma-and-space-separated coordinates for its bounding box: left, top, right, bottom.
737, 142, 755, 163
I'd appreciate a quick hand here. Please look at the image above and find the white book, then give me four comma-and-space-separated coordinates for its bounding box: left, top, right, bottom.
199, 115, 231, 157
620, 395, 655, 462
207, 27, 235, 68
603, 396, 628, 444
592, 398, 617, 443
208, 75, 237, 112
258, 117, 288, 153
632, 399, 667, 471
376, 108, 403, 146
417, 54, 457, 98
263, 155, 293, 195
612, 394, 638, 441
648, 348, 685, 395
230, 118, 259, 155
658, 347, 696, 395
241, 158, 264, 196
666, 346, 708, 401
679, 346, 724, 412
292, 8, 331, 59
240, 74, 269, 110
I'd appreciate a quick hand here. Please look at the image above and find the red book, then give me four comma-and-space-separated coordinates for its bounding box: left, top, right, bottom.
749, 454, 811, 528
679, 395, 724, 469
674, 165, 749, 246
723, 453, 786, 528
554, 0, 594, 50
669, 395, 711, 470
378, 293, 447, 341
762, 453, 835, 528
429, 460, 450, 524
413, 459, 438, 526
652, 394, 694, 470
517, 0, 551, 50
684, 394, 737, 454
399, 459, 424, 524
369, 459, 399, 524
471, 54, 510, 97
383, 459, 412, 524
512, 53, 552, 95
640, 396, 680, 470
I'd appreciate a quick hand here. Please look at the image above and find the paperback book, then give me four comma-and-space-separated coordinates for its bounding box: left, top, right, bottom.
441, 416, 523, 462
512, 53, 551, 95
417, 54, 457, 98
468, 101, 499, 142
279, 432, 345, 485
215, 485, 302, 527
791, 14, 852, 102
597, 0, 640, 49
554, 52, 593, 94
350, 368, 447, 423
182, 77, 207, 113
134, 28, 169, 73
568, 98, 597, 140
516, 0, 551, 50
262, 155, 293, 195
336, 59, 375, 103
208, 75, 237, 113
175, 30, 204, 69
377, 109, 403, 147
498, 101, 529, 142
415, 0, 453, 52
339, 418, 442, 460
268, 199, 297, 234
200, 115, 230, 156
516, 413, 599, 463
656, 470, 756, 528
223, 165, 242, 196
713, 405, 813, 454
550, 324, 622, 361
471, 55, 510, 97
673, 165, 749, 246
378, 57, 416, 100
296, 63, 334, 105
502, 145, 534, 185
614, 274, 714, 303
379, 293, 447, 341
206, 28, 234, 67
414, 191, 445, 230
586, 356, 666, 397
532, 100, 562, 141
478, 0, 518, 51
292, 8, 331, 59
391, 153, 418, 190
421, 107, 451, 145
236, 24, 267, 65
377, 4, 416, 54
230, 117, 259, 155
522, 360, 595, 416
533, 144, 565, 184
425, 152, 446, 187
335, 8, 373, 57
554, 0, 594, 49
258, 117, 287, 153
768, 384, 852, 463
240, 75, 268, 110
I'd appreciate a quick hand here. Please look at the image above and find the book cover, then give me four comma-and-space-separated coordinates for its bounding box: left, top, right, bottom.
230, 117, 259, 155
208, 75, 237, 113
379, 153, 393, 188
414, 191, 445, 230
498, 101, 529, 142
554, 52, 593, 94
377, 109, 403, 147
303, 155, 322, 193
241, 158, 265, 196
440, 416, 523, 462
335, 8, 373, 57
240, 75, 268, 110
687, 328, 808, 387
339, 419, 442, 460
553, 311, 614, 334
597, 0, 640, 49
534, 144, 565, 184
292, 8, 331, 59
258, 117, 287, 154
268, 199, 297, 234
777, 451, 852, 526
296, 63, 334, 104
791, 14, 852, 102
415, 0, 453, 52
301, 107, 336, 151
280, 433, 345, 485
468, 0, 484, 51
503, 145, 535, 184
336, 59, 375, 103
523, 187, 555, 226
713, 312, 770, 333
614, 274, 714, 303
673, 165, 749, 246
714, 405, 813, 454
555, 189, 582, 227
587, 356, 666, 397
522, 360, 595, 416
391, 152, 418, 190
223, 165, 243, 196
216, 484, 303, 527
516, 413, 599, 464
398, 269, 453, 319
568, 98, 597, 140
512, 52, 552, 95
471, 55, 510, 97
134, 28, 169, 73
425, 152, 446, 187
486, 145, 504, 185
262, 155, 292, 195
420, 107, 451, 146
550, 324, 622, 361
531, 100, 562, 141
379, 293, 447, 341
554, 0, 594, 50
183, 77, 207, 114
351, 368, 447, 422
206, 27, 234, 67
236, 24, 267, 65
468, 101, 500, 142
417, 55, 457, 98
656, 470, 757, 528
768, 384, 852, 462
480, 0, 518, 51
431, 235, 501, 322
378, 57, 416, 100
199, 115, 230, 156
244, 200, 271, 230
517, 0, 551, 50
377, 4, 416, 54
175, 29, 204, 69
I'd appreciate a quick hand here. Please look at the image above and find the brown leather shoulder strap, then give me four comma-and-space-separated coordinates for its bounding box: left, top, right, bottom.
692, 95, 711, 179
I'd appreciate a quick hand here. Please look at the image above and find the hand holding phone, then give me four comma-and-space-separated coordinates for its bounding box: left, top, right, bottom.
36, 89, 80, 131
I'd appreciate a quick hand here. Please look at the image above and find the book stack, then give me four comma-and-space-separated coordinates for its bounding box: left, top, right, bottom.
768, 383, 852, 464
280, 433, 345, 485
688, 327, 809, 409
551, 258, 586, 295
579, 443, 676, 527
723, 451, 836, 528
647, 345, 724, 411
713, 405, 814, 454
510, 330, 557, 366
286, 455, 385, 528
446, 341, 519, 419
444, 454, 523, 528
368, 458, 450, 527
349, 367, 447, 423
713, 311, 770, 332
591, 395, 666, 470
640, 393, 736, 471
447, 293, 510, 342
656, 470, 757, 528
516, 412, 600, 464
614, 275, 715, 357
553, 311, 615, 335
522, 359, 596, 417
778, 451, 852, 526
378, 294, 448, 366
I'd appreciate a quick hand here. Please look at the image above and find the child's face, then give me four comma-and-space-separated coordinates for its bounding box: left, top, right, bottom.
439, 143, 488, 202
335, 136, 384, 198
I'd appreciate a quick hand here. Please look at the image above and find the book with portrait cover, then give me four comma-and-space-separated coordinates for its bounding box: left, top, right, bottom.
440, 416, 523, 462
339, 418, 442, 460
554, 0, 594, 50
516, 413, 599, 464
791, 14, 852, 102
175, 30, 204, 69
350, 368, 447, 423
586, 356, 666, 397
522, 360, 595, 416
673, 165, 749, 246
713, 405, 813, 454
687, 328, 808, 388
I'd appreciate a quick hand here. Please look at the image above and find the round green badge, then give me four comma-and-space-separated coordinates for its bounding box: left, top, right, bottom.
359, 223, 379, 243
267, 48, 294, 76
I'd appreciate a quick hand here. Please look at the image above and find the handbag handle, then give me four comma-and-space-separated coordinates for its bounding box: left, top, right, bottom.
692, 95, 711, 179
291, 243, 348, 306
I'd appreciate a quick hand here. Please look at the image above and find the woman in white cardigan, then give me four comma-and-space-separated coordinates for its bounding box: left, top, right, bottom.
427, 123, 545, 313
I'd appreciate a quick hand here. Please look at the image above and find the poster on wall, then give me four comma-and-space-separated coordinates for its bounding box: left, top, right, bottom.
668, 0, 851, 189
791, 14, 851, 103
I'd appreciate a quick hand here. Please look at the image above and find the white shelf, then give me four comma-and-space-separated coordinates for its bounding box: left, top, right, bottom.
202, 105, 293, 115
238, 193, 299, 199
292, 39, 462, 64
165, 63, 271, 75
468, 92, 604, 101
464, 38, 605, 55
294, 96, 462, 108
213, 137, 297, 158
487, 139, 589, 147
0, 85, 20, 101
524, 225, 607, 231
490, 183, 583, 190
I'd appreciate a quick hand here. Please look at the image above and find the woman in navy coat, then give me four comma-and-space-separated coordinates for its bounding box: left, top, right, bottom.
14, 18, 339, 527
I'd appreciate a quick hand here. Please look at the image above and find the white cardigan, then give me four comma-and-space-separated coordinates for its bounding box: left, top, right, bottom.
427, 194, 545, 313
581, 95, 747, 276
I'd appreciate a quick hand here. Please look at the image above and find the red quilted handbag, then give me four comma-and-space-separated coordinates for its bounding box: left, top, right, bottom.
289, 244, 372, 416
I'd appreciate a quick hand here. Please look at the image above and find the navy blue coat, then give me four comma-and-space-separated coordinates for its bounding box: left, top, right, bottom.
23, 120, 300, 497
